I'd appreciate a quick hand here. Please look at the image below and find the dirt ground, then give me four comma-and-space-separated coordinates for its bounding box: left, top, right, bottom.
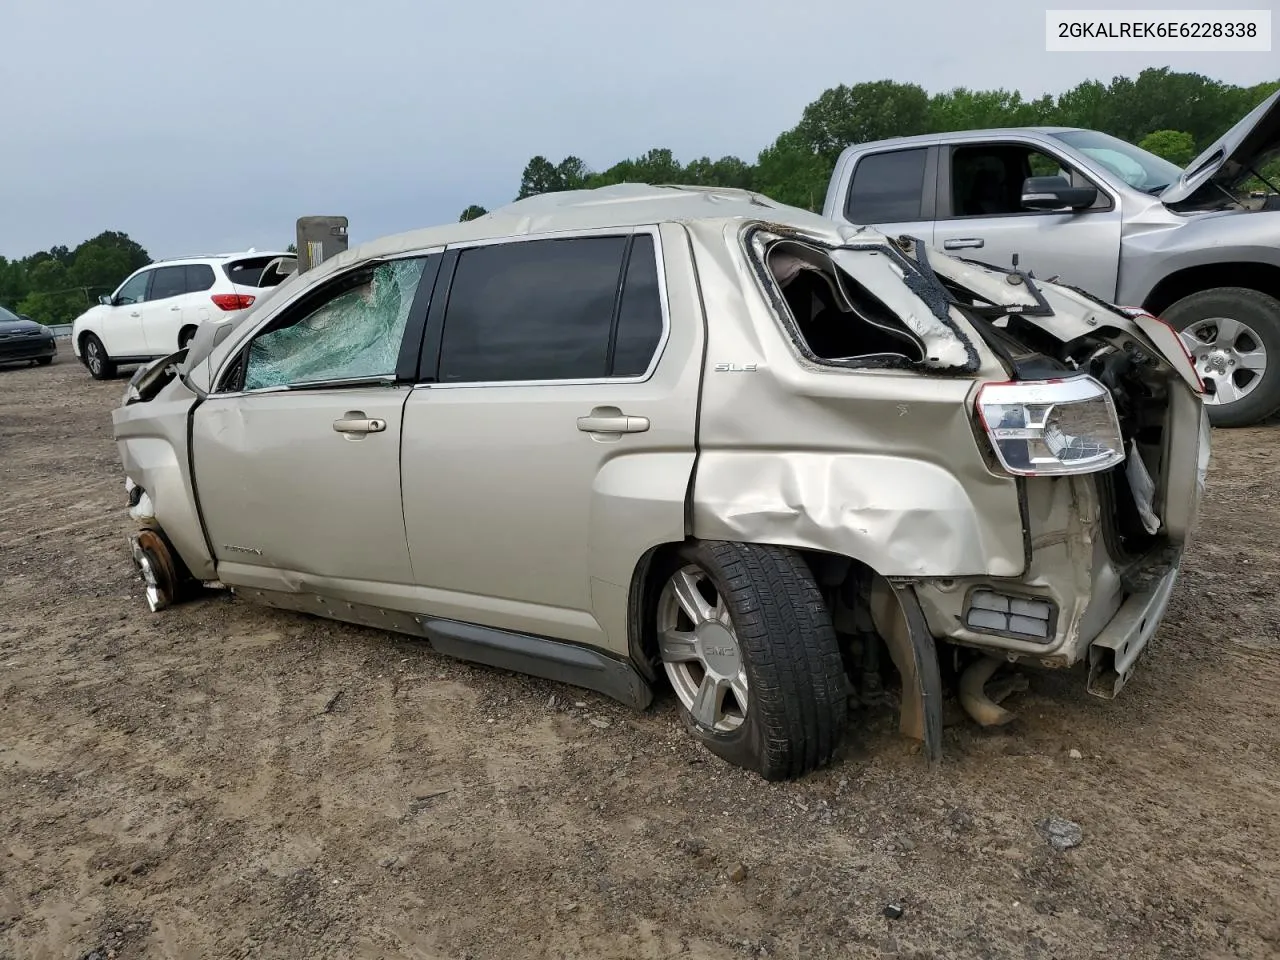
1, 352, 1277, 960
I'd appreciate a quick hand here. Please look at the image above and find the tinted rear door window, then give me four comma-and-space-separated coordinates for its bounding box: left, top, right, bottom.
186, 263, 216, 292
149, 266, 188, 301
846, 147, 928, 223
610, 235, 664, 377
438, 236, 628, 383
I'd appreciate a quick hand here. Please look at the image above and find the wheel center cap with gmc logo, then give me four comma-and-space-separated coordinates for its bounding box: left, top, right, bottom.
695, 622, 741, 677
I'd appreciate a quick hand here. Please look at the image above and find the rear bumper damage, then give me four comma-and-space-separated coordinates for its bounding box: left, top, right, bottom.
1085, 557, 1180, 699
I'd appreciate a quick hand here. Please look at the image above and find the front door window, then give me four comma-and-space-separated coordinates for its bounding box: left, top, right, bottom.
243, 258, 428, 390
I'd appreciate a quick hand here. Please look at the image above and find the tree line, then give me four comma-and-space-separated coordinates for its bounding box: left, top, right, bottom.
459, 67, 1280, 219
0, 232, 152, 326
6, 69, 1276, 327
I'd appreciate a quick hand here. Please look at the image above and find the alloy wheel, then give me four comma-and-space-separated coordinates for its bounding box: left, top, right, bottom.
86, 340, 102, 376
1180, 316, 1268, 406
656, 565, 749, 733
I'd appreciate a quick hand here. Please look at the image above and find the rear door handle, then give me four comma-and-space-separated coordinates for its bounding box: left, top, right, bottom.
333, 415, 387, 436
130, 311, 141, 317
943, 237, 984, 250
170, 305, 181, 311
577, 408, 650, 435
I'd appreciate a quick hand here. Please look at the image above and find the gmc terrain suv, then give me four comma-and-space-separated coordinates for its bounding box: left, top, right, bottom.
111, 185, 1207, 780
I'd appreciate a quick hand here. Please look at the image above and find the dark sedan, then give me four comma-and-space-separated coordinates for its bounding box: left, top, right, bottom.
0, 305, 57, 367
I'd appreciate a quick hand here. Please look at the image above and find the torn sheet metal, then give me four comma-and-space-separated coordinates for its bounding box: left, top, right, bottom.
829, 248, 972, 369
745, 226, 978, 373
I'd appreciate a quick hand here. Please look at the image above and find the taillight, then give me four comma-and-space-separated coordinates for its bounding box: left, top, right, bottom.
975, 376, 1126, 477
211, 293, 255, 311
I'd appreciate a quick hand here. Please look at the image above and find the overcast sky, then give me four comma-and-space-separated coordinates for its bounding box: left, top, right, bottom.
1, 0, 1274, 260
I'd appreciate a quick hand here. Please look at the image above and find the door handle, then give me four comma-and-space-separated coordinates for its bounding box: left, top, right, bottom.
130, 311, 141, 317
170, 306, 181, 311
333, 415, 387, 436
943, 237, 984, 250
577, 407, 650, 435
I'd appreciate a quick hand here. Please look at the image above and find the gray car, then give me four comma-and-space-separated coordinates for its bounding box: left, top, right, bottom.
822, 89, 1280, 426
111, 185, 1207, 780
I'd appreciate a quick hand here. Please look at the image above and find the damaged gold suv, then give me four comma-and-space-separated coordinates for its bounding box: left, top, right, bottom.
113, 185, 1209, 780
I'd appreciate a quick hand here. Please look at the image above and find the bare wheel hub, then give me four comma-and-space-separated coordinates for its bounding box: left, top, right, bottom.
1180, 316, 1267, 406
656, 565, 749, 733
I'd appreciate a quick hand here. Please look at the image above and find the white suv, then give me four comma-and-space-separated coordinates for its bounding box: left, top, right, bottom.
72, 251, 294, 379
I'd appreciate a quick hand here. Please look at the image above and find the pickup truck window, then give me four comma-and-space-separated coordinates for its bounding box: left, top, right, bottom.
847, 148, 927, 224
949, 144, 1072, 217
1049, 130, 1182, 193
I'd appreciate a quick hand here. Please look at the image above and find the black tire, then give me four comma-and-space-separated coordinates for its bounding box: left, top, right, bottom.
82, 333, 117, 380
36, 356, 53, 366
1163, 287, 1280, 428
656, 540, 848, 781
178, 325, 197, 349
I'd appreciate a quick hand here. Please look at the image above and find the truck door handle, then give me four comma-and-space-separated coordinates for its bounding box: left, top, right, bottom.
943, 237, 984, 250
577, 408, 650, 435
333, 415, 387, 436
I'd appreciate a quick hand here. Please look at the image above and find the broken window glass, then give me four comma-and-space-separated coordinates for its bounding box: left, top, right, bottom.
243, 258, 427, 390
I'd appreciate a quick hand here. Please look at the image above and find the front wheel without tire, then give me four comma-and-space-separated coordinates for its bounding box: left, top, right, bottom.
655, 541, 848, 781
82, 333, 117, 380
1165, 287, 1280, 427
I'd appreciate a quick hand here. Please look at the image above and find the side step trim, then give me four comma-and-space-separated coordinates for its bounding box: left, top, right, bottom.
418, 617, 654, 711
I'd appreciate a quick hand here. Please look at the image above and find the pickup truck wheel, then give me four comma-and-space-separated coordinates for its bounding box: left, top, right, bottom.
655, 541, 848, 781
1165, 287, 1280, 427
82, 333, 117, 380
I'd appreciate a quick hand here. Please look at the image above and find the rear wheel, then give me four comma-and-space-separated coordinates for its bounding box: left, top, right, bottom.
82, 333, 117, 380
655, 541, 847, 781
1165, 287, 1280, 427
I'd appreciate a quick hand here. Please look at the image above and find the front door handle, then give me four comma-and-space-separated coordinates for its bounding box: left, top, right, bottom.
577, 407, 650, 435
943, 237, 984, 250
333, 414, 387, 436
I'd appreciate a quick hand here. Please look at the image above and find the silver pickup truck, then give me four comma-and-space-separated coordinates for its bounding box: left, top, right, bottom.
822, 89, 1280, 427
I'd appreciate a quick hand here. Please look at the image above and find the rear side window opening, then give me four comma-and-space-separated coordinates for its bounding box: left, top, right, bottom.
762, 238, 927, 366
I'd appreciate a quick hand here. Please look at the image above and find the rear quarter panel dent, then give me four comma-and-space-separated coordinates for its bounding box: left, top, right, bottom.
692, 452, 1023, 578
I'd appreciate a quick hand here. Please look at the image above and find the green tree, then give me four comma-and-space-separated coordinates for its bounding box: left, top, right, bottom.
682, 155, 755, 189
516, 155, 592, 199
792, 80, 932, 163
752, 131, 831, 211
16, 259, 85, 325
459, 204, 489, 221
2, 230, 151, 324
1138, 130, 1196, 166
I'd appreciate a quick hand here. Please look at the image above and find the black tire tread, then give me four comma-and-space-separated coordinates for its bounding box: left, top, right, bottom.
1164, 286, 1280, 428
678, 540, 847, 780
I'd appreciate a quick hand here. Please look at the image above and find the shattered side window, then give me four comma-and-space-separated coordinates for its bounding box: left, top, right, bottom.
242, 258, 427, 390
